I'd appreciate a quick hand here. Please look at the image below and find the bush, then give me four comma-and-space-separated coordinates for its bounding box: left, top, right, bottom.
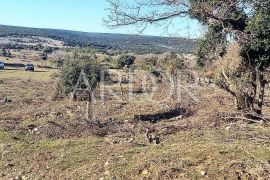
1, 48, 6, 57
195, 25, 225, 67
115, 55, 135, 68
50, 58, 64, 69
54, 57, 107, 94
50, 52, 65, 69
158, 52, 185, 75
145, 57, 158, 68
100, 56, 114, 68
141, 53, 186, 79
143, 57, 159, 75
41, 53, 48, 60
43, 46, 54, 54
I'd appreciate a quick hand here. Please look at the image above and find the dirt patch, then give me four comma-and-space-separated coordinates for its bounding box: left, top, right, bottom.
134, 106, 193, 122
40, 119, 125, 139
34, 115, 193, 140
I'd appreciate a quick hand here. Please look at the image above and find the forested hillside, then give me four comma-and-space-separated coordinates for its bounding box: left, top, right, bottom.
0, 24, 197, 53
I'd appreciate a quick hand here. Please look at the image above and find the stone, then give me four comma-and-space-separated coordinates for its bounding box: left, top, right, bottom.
14, 176, 22, 180
225, 126, 231, 131
5, 162, 14, 167
142, 169, 149, 175
201, 171, 207, 176
105, 171, 110, 176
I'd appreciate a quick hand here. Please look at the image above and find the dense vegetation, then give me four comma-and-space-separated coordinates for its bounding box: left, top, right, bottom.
115, 55, 136, 68
0, 24, 197, 54
106, 0, 270, 118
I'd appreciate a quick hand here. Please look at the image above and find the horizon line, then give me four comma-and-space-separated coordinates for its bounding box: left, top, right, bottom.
0, 23, 199, 40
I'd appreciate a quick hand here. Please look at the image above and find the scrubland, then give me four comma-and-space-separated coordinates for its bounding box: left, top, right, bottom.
1, 55, 270, 179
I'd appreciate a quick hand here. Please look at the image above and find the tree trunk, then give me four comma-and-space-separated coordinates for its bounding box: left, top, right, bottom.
222, 69, 266, 117
86, 93, 93, 121
235, 92, 254, 112
119, 80, 123, 96
254, 71, 266, 115
233, 71, 266, 116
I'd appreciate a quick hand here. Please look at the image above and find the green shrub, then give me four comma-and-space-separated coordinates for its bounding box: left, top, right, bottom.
145, 57, 158, 68
158, 52, 185, 74
102, 56, 113, 63
54, 57, 107, 94
195, 25, 225, 67
115, 55, 135, 68
142, 53, 185, 78
43, 46, 54, 54
143, 57, 159, 76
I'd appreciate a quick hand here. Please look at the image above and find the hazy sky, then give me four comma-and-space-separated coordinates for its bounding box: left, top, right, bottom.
0, 0, 204, 38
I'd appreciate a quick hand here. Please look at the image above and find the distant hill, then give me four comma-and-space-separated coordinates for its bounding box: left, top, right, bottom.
0, 24, 197, 54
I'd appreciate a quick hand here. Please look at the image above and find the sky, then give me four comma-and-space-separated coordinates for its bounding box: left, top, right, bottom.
0, 0, 204, 38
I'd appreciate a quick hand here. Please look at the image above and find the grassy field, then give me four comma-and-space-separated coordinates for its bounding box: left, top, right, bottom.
1, 121, 269, 179
0, 67, 55, 82
0, 54, 56, 82
1, 59, 270, 179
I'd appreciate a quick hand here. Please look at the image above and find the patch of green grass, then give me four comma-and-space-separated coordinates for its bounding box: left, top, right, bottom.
0, 68, 56, 82
1, 130, 104, 179
93, 129, 270, 179
1, 125, 270, 179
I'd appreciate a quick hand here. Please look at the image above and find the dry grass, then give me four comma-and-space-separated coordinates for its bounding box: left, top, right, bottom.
1, 60, 270, 179
1, 124, 269, 179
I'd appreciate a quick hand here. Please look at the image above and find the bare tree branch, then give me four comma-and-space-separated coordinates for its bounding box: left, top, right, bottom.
104, 0, 190, 33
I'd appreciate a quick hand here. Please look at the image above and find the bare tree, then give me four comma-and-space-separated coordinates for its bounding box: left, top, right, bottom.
105, 0, 190, 33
